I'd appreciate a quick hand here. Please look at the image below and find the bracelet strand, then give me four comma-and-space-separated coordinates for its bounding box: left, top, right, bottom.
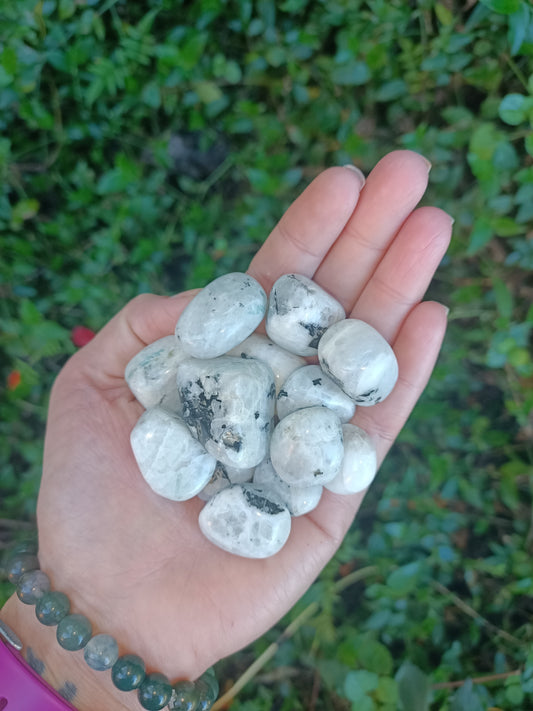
3, 541, 218, 711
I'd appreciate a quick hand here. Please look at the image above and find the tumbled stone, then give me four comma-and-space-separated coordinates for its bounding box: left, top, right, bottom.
84, 633, 119, 671
253, 458, 322, 516
198, 461, 254, 501
266, 274, 345, 356
125, 335, 186, 412
176, 273, 267, 359
270, 406, 344, 486
277, 364, 356, 422
227, 333, 306, 394
325, 424, 377, 495
138, 672, 173, 711
177, 356, 275, 469
131, 407, 216, 501
318, 319, 398, 405
6, 552, 40, 585
198, 484, 291, 558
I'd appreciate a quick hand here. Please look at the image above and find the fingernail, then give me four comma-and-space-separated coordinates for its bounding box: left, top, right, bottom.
442, 305, 450, 317
422, 156, 432, 172
343, 164, 366, 188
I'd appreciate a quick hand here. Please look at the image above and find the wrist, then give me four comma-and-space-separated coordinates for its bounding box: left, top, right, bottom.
1, 593, 132, 711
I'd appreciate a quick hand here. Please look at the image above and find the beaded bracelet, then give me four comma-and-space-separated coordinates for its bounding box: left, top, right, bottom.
3, 542, 218, 711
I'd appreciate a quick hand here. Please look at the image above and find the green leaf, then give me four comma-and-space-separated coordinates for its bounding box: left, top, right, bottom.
508, 2, 530, 54
467, 217, 493, 254
374, 79, 407, 101
141, 82, 161, 108
356, 638, 394, 675
386, 561, 420, 595
396, 662, 431, 711
499, 93, 529, 125
332, 61, 370, 86
344, 670, 380, 699
480, 0, 521, 13
195, 81, 223, 104
450, 679, 484, 711
10, 199, 39, 227
435, 3, 454, 25
492, 277, 514, 319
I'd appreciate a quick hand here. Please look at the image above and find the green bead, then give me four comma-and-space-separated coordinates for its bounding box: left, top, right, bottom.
195, 673, 218, 711
56, 614, 92, 651
16, 570, 50, 604
6, 552, 40, 584
112, 654, 146, 691
138, 672, 173, 711
35, 591, 70, 626
170, 680, 200, 711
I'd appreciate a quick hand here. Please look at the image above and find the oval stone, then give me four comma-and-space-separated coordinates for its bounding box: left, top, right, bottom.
198, 485, 291, 558
227, 333, 306, 395
318, 319, 398, 405
175, 273, 267, 359
270, 406, 344, 486
177, 356, 275, 469
325, 424, 377, 495
277, 364, 356, 422
130, 407, 216, 501
253, 459, 322, 516
266, 274, 345, 356
125, 335, 187, 412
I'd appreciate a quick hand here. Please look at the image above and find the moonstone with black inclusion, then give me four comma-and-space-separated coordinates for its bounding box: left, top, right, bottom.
131, 406, 216, 501
253, 458, 322, 516
277, 364, 356, 422
177, 356, 275, 469
318, 319, 398, 405
198, 484, 291, 558
125, 335, 187, 412
266, 274, 345, 356
270, 406, 344, 486
175, 273, 267, 359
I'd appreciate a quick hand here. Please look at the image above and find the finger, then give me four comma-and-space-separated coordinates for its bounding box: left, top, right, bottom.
351, 206, 453, 342
314, 151, 432, 312
248, 166, 364, 293
305, 300, 448, 544
67, 291, 199, 384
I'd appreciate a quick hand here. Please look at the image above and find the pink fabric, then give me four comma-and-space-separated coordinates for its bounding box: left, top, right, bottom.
0, 638, 76, 711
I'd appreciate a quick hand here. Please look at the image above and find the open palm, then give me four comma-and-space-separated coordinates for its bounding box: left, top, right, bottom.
36, 151, 451, 690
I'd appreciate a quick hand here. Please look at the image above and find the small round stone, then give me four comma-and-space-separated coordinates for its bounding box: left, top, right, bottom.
170, 680, 200, 711
6, 552, 40, 584
112, 654, 146, 691
35, 591, 70, 626
195, 673, 218, 710
84, 633, 119, 671
138, 672, 173, 711
16, 570, 50, 605
56, 614, 92, 651
270, 406, 344, 486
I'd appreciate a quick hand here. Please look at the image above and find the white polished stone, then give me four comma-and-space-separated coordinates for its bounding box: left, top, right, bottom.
253, 458, 322, 516
125, 335, 186, 412
130, 407, 216, 501
198, 484, 291, 558
325, 424, 377, 495
266, 274, 345, 356
318, 319, 398, 405
226, 333, 306, 395
277, 364, 356, 422
176, 273, 267, 358
270, 406, 344, 486
198, 461, 254, 501
176, 356, 275, 469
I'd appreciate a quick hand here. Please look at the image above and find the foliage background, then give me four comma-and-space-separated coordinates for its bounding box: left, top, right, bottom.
1, 0, 532, 709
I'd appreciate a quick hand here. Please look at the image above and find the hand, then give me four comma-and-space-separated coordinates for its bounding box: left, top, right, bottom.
2, 151, 451, 710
